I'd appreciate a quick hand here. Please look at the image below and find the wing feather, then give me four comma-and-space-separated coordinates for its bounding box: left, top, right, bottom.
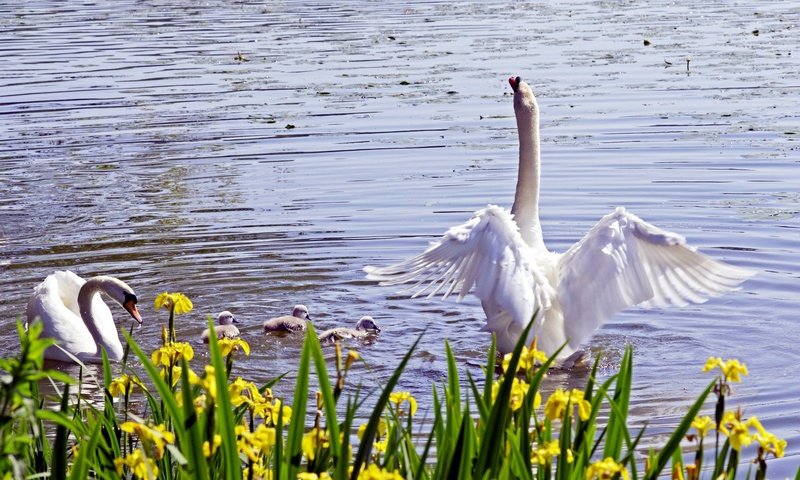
558, 207, 754, 349
365, 205, 554, 335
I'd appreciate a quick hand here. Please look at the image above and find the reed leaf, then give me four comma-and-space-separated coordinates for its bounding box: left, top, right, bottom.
179, 357, 210, 479
603, 345, 633, 460
68, 419, 103, 480
643, 379, 715, 480
48, 383, 70, 480
506, 428, 533, 480
307, 325, 342, 466
474, 318, 535, 478
284, 325, 313, 479
205, 315, 243, 480
351, 332, 422, 479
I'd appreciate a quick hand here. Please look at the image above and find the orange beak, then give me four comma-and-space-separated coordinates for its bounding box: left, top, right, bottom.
124, 300, 143, 325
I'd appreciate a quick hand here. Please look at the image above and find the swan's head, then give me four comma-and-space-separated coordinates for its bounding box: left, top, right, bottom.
101, 277, 143, 325
292, 304, 310, 320
509, 76, 538, 114
218, 311, 238, 325
355, 315, 380, 332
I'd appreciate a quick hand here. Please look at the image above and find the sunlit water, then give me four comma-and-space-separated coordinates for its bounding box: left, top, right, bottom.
1, 1, 798, 474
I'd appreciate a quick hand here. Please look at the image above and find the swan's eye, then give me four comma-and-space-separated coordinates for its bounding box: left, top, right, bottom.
515, 76, 521, 86
124, 292, 138, 305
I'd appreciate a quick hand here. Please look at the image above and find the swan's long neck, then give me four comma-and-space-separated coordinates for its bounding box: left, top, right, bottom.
510, 97, 545, 251
77, 278, 124, 360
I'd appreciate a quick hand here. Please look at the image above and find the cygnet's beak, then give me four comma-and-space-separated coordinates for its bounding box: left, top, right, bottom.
232, 316, 239, 324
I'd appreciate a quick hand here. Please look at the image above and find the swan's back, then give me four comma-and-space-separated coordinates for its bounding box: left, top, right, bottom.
319, 327, 365, 343
27, 272, 82, 325
26, 271, 114, 362
202, 324, 241, 343
263, 316, 306, 333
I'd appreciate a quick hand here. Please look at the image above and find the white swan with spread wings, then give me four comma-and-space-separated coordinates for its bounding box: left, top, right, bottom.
365, 76, 753, 359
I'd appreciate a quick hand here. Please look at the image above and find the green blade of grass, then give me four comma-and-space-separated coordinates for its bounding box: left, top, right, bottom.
506, 429, 533, 480
448, 402, 477, 480
466, 371, 489, 423
284, 324, 313, 480
335, 392, 360, 480
179, 358, 210, 479
445, 341, 461, 419
644, 379, 716, 480
482, 335, 496, 406
49, 383, 70, 480
474, 317, 536, 477
572, 352, 604, 454
351, 332, 423, 480
122, 330, 201, 478
205, 315, 243, 480
306, 325, 341, 466
68, 419, 103, 480
603, 345, 633, 460
123, 331, 183, 426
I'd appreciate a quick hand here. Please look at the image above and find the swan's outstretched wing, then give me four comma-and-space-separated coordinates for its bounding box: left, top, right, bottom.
557, 207, 754, 350
365, 205, 554, 333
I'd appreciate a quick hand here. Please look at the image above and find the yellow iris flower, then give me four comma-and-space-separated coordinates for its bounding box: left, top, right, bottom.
267, 400, 292, 426
702, 357, 749, 383
302, 427, 330, 461
345, 350, 361, 372
151, 342, 194, 367
585, 457, 630, 480
357, 419, 387, 440
357, 419, 388, 452
491, 377, 536, 412
531, 440, 560, 465
741, 415, 786, 458
544, 388, 591, 422
253, 424, 277, 450
114, 449, 158, 479
202, 434, 222, 458
218, 337, 251, 356
153, 292, 193, 315
229, 377, 259, 407
502, 344, 548, 373
244, 462, 273, 480
108, 374, 145, 397
690, 415, 714, 439
357, 463, 404, 480
298, 473, 332, 480
388, 391, 417, 416
120, 421, 174, 460
718, 411, 754, 451
191, 365, 218, 401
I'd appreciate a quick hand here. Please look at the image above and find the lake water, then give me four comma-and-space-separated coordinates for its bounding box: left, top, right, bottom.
1, 0, 798, 474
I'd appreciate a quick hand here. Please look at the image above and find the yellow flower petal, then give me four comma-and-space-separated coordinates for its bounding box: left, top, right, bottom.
388, 391, 417, 416
691, 416, 714, 438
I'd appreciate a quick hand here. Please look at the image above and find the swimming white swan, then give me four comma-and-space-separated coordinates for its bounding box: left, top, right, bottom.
319, 316, 381, 344
263, 304, 311, 333
201, 311, 240, 343
365, 76, 754, 359
26, 270, 143, 363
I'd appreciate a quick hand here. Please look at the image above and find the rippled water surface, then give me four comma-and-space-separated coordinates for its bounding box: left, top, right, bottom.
1, 0, 798, 473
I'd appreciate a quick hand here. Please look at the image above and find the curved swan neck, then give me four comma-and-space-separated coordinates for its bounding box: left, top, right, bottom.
510, 93, 545, 251
77, 277, 123, 359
